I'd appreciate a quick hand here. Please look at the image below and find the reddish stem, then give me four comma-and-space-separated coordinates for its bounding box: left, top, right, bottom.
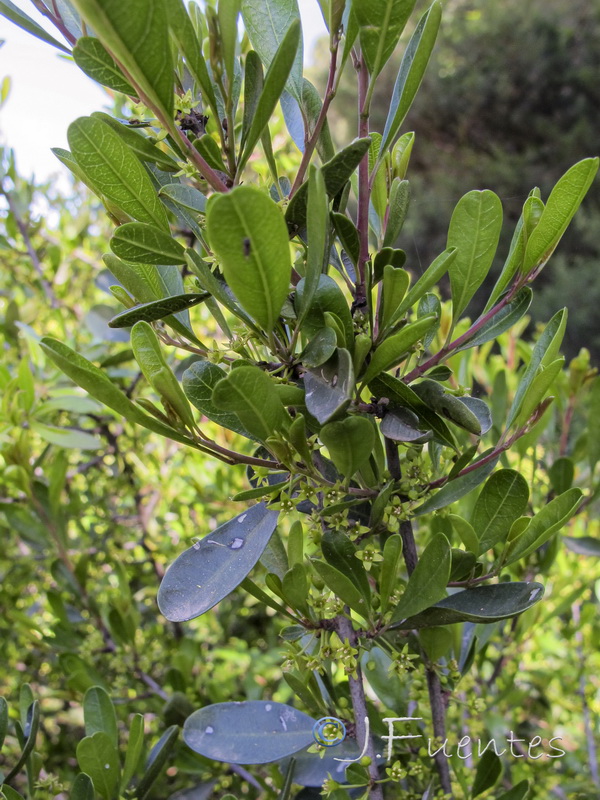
356, 55, 370, 302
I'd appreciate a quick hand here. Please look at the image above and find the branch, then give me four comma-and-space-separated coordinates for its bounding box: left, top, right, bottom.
355, 55, 370, 303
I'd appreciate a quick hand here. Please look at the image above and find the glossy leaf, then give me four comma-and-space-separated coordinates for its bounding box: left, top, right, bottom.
71, 774, 95, 800
383, 178, 410, 248
68, 116, 169, 231
135, 726, 178, 800
332, 212, 360, 265
183, 360, 255, 439
76, 732, 120, 800
354, 0, 416, 78
159, 183, 207, 214
391, 533, 451, 621
448, 514, 479, 554
381, 266, 410, 332
512, 356, 564, 431
298, 166, 328, 327
286, 138, 371, 230
296, 275, 353, 347
71, 0, 174, 118
301, 79, 335, 162
312, 560, 370, 619
304, 348, 355, 424
111, 223, 186, 265
507, 308, 567, 427
521, 158, 599, 275
206, 186, 291, 332
458, 287, 533, 352
380, 406, 431, 443
389, 581, 544, 630
241, 0, 303, 101
456, 396, 492, 435
158, 503, 279, 621
302, 327, 337, 368
212, 366, 286, 441
121, 714, 144, 791
185, 249, 256, 329
362, 313, 437, 383
322, 530, 371, 602
0, 0, 70, 52
563, 536, 600, 557
413, 454, 500, 516
447, 190, 503, 322
380, 2, 442, 157
472, 750, 503, 797
109, 293, 208, 328
239, 20, 302, 170
131, 321, 196, 430
320, 416, 375, 478
40, 338, 192, 445
548, 457, 574, 494
3, 700, 39, 784
379, 533, 403, 613
184, 701, 314, 764
495, 781, 531, 800
73, 38, 135, 93
473, 469, 530, 553
381, 247, 457, 334
91, 113, 178, 172
504, 488, 582, 565
83, 687, 118, 749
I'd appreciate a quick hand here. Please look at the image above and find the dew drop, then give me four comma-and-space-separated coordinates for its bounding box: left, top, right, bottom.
104, 764, 110, 770
205, 726, 214, 734
230, 537, 244, 550
238, 514, 247, 523
265, 703, 272, 711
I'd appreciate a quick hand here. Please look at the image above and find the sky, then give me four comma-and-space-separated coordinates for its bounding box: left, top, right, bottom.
0, 1, 327, 181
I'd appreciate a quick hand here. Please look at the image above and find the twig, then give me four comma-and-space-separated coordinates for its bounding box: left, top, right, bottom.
355, 55, 370, 304
573, 602, 600, 786
426, 669, 453, 795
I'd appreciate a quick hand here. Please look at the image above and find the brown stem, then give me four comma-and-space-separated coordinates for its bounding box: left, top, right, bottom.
559, 395, 576, 456
426, 669, 453, 795
289, 39, 339, 197
356, 54, 370, 303
336, 614, 383, 800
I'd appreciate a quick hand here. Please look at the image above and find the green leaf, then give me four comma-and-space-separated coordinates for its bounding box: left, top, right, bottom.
71, 774, 95, 800
286, 137, 372, 230
354, 0, 416, 78
110, 223, 186, 265
73, 37, 135, 93
218, 0, 241, 87
548, 457, 574, 494
302, 327, 338, 368
241, 0, 303, 101
296, 275, 353, 348
472, 751, 503, 797
379, 534, 402, 613
312, 561, 370, 619
185, 249, 256, 329
380, 407, 431, 443
136, 726, 178, 800
457, 288, 533, 352
473, 470, 530, 554
239, 20, 302, 171
298, 165, 328, 327
108, 293, 208, 328
158, 183, 207, 214
512, 356, 564, 430
282, 563, 309, 611
332, 212, 360, 266
40, 337, 192, 445
507, 308, 567, 427
3, 700, 39, 784
412, 454, 500, 516
521, 158, 599, 275
322, 530, 371, 603
158, 503, 279, 621
0, 0, 70, 52
369, 372, 456, 449
447, 190, 503, 322
211, 366, 286, 441
91, 113, 178, 172
29, 422, 102, 450
380, 266, 410, 332
361, 314, 437, 383
382, 178, 410, 248
83, 687, 118, 749
304, 348, 355, 424
131, 321, 196, 430
182, 360, 256, 439
320, 416, 375, 478
504, 488, 583, 565
301, 79, 335, 162
121, 714, 144, 791
391, 534, 450, 622
206, 186, 291, 332
448, 514, 479, 554
495, 781, 531, 800
389, 581, 544, 630
76, 732, 120, 800
379, 2, 442, 156
184, 701, 315, 764
68, 116, 169, 231
0, 695, 8, 750
380, 247, 457, 335
241, 50, 264, 148
71, 0, 174, 118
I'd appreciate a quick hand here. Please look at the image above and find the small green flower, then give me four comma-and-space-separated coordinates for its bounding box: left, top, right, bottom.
354, 545, 384, 571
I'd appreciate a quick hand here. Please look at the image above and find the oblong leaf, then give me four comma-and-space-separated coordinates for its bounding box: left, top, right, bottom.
472, 469, 529, 553
184, 701, 315, 764
312, 560, 370, 619
68, 116, 169, 231
110, 223, 186, 265
458, 287, 533, 352
182, 360, 255, 439
83, 687, 118, 749
447, 190, 503, 321
413, 454, 500, 516
108, 293, 208, 328
159, 183, 207, 214
73, 37, 135, 93
71, 774, 95, 800
211, 366, 285, 441
391, 533, 451, 622
361, 313, 437, 383
0, 0, 70, 52
320, 416, 375, 478
206, 186, 291, 332
136, 726, 178, 800
304, 348, 355, 424
157, 503, 279, 622
354, 0, 416, 78
389, 581, 545, 630
76, 732, 120, 800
